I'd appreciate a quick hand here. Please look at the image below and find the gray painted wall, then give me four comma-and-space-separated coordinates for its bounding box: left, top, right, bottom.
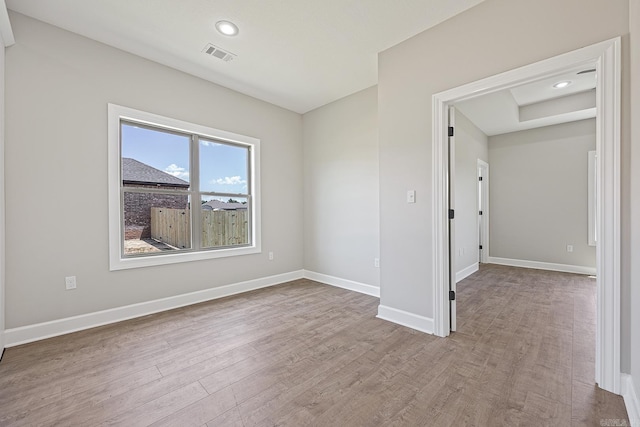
454, 110, 488, 275
377, 0, 629, 344
303, 86, 380, 287
5, 12, 304, 328
488, 119, 596, 268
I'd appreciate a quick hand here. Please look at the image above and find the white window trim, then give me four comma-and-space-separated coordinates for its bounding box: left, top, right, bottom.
108, 104, 261, 270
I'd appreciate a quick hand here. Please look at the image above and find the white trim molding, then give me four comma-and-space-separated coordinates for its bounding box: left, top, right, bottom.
432, 37, 621, 394
595, 37, 622, 395
487, 257, 596, 276
432, 91, 449, 338
622, 374, 640, 426
377, 305, 434, 334
456, 262, 479, 283
4, 270, 382, 348
303, 270, 380, 298
5, 270, 304, 347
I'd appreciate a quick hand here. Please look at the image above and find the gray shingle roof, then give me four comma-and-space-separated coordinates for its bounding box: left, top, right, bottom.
202, 200, 247, 210
122, 158, 189, 187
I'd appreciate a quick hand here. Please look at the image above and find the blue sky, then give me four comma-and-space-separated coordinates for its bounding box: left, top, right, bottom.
121, 124, 248, 195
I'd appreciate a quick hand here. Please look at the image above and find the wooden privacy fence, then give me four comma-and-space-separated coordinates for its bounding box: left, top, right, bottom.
151, 207, 248, 249
201, 209, 249, 247
151, 208, 190, 249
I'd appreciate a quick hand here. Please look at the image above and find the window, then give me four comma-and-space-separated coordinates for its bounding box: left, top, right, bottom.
108, 104, 261, 270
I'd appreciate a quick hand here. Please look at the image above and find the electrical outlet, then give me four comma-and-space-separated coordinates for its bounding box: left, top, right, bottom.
567, 245, 574, 253
268, 251, 274, 260
374, 258, 380, 268
65, 276, 77, 290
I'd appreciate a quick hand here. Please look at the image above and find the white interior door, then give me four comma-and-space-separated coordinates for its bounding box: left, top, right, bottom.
448, 106, 456, 332
477, 160, 489, 264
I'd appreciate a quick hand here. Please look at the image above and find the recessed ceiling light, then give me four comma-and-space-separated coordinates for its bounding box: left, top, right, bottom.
553, 81, 572, 89
215, 20, 239, 36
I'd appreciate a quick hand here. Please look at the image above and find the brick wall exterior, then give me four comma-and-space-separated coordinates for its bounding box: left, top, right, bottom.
124, 186, 188, 239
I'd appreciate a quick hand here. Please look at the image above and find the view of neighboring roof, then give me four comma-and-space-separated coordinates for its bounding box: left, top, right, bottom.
122, 158, 189, 187
202, 200, 247, 210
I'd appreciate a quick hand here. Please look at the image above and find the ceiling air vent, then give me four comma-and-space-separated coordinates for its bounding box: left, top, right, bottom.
202, 44, 236, 62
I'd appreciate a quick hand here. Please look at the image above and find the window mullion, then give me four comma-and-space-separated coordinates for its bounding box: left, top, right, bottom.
120, 186, 126, 258
191, 134, 201, 251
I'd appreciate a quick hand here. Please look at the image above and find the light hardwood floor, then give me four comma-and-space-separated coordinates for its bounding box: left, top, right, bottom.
0, 264, 630, 426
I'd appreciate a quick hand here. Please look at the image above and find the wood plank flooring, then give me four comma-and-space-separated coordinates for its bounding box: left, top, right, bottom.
0, 264, 630, 426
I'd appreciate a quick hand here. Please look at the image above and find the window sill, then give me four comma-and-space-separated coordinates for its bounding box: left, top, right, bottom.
109, 245, 261, 271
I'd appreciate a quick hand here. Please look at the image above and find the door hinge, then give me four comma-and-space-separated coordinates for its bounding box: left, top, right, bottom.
449, 290, 456, 301
449, 209, 455, 219
479, 245, 483, 250
448, 126, 454, 137
479, 176, 483, 181
479, 210, 483, 215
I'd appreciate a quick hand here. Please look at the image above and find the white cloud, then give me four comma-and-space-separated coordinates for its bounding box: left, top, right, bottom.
164, 164, 190, 180
200, 140, 222, 147
213, 176, 247, 186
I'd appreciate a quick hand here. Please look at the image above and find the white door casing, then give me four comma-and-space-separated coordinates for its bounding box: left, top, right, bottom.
432, 38, 621, 394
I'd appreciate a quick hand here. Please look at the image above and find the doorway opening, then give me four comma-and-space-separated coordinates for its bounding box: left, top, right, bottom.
431, 38, 621, 394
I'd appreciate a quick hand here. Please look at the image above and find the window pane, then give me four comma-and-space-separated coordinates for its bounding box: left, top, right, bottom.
123, 191, 191, 255
199, 140, 248, 194
121, 123, 191, 188
201, 196, 249, 248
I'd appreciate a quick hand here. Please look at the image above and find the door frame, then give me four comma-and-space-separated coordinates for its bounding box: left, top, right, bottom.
477, 159, 489, 265
431, 37, 621, 394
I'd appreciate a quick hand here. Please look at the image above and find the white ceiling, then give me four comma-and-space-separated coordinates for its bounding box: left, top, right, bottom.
455, 66, 597, 136
6, 0, 485, 114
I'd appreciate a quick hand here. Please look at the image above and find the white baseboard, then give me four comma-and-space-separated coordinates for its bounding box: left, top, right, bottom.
376, 304, 434, 334
303, 270, 380, 298
488, 256, 596, 275
456, 262, 479, 283
622, 374, 640, 427
5, 270, 304, 347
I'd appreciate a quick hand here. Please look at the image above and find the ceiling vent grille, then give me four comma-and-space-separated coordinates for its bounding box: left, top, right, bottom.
202, 44, 236, 62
